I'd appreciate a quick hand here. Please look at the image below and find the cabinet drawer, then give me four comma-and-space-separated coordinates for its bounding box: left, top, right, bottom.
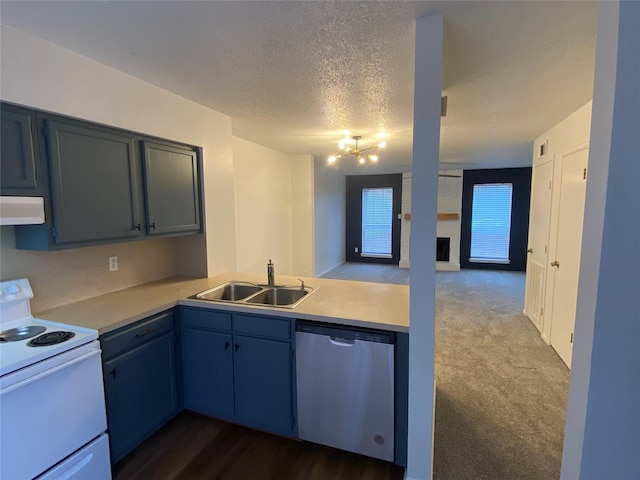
101, 310, 174, 360
180, 307, 232, 332
233, 314, 291, 340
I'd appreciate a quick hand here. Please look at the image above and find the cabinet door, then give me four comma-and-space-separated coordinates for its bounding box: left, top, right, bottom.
103, 332, 178, 463
181, 328, 234, 419
1, 104, 40, 194
142, 142, 200, 236
45, 119, 142, 244
233, 335, 294, 435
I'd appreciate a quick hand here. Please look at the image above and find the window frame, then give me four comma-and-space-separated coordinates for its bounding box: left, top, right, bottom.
361, 187, 394, 258
469, 182, 513, 264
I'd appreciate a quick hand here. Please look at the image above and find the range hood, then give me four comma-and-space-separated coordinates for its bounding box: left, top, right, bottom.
0, 197, 45, 225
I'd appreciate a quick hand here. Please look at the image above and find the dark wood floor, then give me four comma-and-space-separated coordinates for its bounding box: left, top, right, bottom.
113, 411, 405, 480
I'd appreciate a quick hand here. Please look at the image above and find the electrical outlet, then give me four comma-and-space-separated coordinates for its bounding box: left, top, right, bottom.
108, 256, 118, 272
355, 247, 359, 253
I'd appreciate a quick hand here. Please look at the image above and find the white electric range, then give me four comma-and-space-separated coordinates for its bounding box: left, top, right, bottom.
0, 278, 112, 480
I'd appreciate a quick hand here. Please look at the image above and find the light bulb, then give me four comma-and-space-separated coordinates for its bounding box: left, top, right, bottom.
378, 141, 387, 149
358, 156, 365, 164
345, 147, 351, 152
369, 155, 378, 162
328, 155, 336, 164
338, 142, 346, 150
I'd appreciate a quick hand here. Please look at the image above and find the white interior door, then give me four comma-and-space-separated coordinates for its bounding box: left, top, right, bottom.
549, 146, 588, 367
524, 159, 553, 332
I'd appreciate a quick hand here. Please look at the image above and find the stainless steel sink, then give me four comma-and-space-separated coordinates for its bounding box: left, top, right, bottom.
246, 287, 312, 307
192, 282, 316, 308
194, 282, 264, 302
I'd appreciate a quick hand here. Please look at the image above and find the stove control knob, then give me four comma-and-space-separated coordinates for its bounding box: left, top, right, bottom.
5, 284, 21, 295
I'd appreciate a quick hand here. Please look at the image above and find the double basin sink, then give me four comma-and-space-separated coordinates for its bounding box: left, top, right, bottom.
192, 281, 316, 309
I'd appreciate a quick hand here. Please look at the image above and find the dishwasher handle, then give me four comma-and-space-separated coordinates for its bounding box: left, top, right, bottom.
329, 336, 355, 347
297, 321, 395, 345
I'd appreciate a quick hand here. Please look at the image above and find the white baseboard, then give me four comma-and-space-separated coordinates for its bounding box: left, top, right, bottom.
541, 333, 550, 345
436, 262, 460, 272
400, 261, 461, 271
314, 261, 345, 278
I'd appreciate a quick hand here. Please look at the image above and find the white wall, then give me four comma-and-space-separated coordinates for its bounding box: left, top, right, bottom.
313, 157, 345, 276
0, 25, 237, 310
534, 101, 592, 344
435, 171, 462, 271
291, 155, 315, 277
406, 13, 442, 480
562, 1, 640, 478
233, 137, 292, 275
232, 137, 314, 277
399, 170, 462, 271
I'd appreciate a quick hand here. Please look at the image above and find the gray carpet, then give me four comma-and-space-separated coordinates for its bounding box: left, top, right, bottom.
321, 262, 411, 284
322, 264, 570, 480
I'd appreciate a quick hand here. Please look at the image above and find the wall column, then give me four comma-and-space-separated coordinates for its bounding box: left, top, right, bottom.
561, 1, 640, 478
406, 13, 442, 480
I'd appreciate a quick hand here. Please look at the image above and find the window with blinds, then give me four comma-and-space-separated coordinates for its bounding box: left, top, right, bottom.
470, 183, 513, 263
361, 187, 393, 257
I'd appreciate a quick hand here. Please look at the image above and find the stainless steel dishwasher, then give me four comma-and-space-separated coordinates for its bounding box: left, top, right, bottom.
295, 321, 395, 462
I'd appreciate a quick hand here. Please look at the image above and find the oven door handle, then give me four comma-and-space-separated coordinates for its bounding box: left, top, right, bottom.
0, 349, 101, 397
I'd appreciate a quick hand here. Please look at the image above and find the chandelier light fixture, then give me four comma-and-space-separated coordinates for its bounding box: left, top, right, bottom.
327, 135, 387, 165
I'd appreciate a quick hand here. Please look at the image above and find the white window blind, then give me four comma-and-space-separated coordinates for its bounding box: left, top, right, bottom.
470, 183, 513, 263
362, 187, 393, 257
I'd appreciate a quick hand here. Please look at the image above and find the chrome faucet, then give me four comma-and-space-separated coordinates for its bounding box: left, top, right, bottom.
267, 259, 275, 287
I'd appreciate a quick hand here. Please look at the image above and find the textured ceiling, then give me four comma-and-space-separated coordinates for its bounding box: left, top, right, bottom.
0, 1, 598, 173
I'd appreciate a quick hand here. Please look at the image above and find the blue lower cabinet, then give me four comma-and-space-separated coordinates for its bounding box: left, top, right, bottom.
233, 335, 294, 435
179, 307, 296, 437
103, 331, 178, 462
182, 328, 234, 419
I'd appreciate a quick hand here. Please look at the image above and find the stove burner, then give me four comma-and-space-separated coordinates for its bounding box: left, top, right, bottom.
0, 326, 47, 342
27, 331, 75, 347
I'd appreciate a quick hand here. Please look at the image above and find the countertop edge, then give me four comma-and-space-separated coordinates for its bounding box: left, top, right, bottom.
36, 274, 410, 336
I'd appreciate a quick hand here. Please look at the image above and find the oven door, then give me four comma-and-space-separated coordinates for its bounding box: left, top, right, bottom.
0, 341, 109, 480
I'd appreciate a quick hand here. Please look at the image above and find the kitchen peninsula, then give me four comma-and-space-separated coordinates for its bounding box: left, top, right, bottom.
35, 274, 410, 467
37, 273, 409, 335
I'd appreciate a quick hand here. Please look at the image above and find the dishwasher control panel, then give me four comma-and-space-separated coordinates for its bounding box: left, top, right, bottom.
296, 321, 394, 344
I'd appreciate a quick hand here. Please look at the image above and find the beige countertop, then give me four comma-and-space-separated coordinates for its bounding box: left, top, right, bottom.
36, 273, 409, 335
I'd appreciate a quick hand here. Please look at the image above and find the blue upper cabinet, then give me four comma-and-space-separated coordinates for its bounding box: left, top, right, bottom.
12, 107, 203, 250
142, 142, 201, 236
45, 119, 143, 245
0, 103, 42, 195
